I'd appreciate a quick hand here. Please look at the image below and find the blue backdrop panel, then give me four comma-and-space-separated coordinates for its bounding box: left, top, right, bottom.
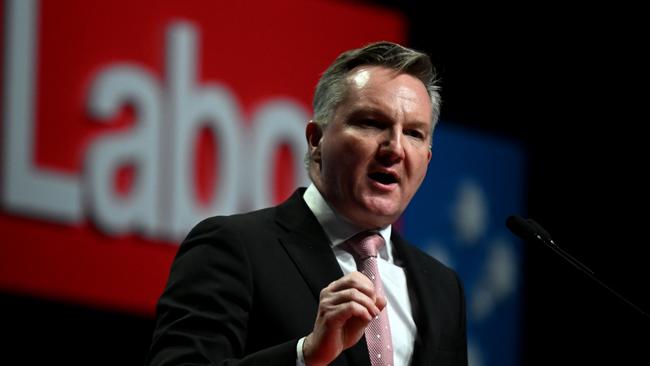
403, 123, 526, 366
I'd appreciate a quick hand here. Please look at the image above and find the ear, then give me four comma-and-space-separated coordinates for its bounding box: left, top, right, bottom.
305, 121, 323, 164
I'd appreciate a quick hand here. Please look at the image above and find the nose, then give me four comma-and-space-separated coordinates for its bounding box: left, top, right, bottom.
378, 128, 405, 164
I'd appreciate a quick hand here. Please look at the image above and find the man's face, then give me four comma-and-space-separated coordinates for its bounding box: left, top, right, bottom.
308, 66, 433, 228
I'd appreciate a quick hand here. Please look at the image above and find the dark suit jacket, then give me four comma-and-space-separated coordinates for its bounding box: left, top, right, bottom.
147, 189, 467, 366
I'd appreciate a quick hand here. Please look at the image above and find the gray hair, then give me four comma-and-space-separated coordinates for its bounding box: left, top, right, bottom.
312, 41, 441, 129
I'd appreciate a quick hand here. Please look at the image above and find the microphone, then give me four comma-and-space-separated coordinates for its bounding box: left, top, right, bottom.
506, 216, 594, 275
506, 215, 649, 319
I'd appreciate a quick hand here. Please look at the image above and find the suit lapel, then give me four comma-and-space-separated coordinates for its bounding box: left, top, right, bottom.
275, 189, 371, 366
392, 232, 439, 366
275, 189, 343, 300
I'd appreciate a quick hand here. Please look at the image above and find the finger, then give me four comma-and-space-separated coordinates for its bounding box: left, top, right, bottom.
324, 300, 375, 324
327, 272, 376, 299
374, 291, 387, 311
322, 287, 381, 317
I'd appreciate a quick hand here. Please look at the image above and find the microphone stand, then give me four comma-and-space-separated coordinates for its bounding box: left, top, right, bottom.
507, 215, 649, 320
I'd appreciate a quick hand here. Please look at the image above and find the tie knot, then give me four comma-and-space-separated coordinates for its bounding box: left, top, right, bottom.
347, 231, 385, 259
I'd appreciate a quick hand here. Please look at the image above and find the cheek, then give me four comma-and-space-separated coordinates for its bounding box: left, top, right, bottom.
321, 145, 356, 183
321, 132, 375, 184
408, 156, 429, 187
325, 141, 364, 168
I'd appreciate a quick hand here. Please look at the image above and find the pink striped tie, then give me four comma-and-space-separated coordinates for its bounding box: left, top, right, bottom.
347, 232, 394, 366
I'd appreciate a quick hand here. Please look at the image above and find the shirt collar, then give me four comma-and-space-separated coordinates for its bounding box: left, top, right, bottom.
303, 184, 393, 261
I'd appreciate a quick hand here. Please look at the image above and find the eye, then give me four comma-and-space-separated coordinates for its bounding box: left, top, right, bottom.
358, 118, 382, 128
405, 129, 425, 140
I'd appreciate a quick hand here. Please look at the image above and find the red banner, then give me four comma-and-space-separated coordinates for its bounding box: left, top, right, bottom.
1, 0, 404, 315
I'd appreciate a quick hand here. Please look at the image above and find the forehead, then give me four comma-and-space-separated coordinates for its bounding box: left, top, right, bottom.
341, 66, 432, 123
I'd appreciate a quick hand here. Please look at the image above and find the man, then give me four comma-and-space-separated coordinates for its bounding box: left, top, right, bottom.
147, 41, 468, 366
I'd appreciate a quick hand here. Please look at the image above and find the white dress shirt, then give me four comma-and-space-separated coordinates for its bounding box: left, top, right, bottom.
296, 184, 416, 365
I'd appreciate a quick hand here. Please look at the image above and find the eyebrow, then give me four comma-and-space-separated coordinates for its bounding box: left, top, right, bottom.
347, 107, 430, 130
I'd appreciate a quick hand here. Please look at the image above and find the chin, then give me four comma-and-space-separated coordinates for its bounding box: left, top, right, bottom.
359, 200, 402, 227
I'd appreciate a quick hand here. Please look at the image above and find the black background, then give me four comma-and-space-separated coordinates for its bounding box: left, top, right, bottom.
2, 2, 648, 364
402, 2, 649, 364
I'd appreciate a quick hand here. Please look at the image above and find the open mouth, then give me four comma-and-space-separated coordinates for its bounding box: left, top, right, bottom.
368, 172, 398, 185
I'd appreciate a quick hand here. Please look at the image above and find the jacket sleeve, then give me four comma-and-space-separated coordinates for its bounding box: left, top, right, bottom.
145, 218, 298, 366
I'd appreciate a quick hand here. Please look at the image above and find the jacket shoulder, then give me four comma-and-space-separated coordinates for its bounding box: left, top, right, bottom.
188, 206, 278, 237
396, 235, 462, 285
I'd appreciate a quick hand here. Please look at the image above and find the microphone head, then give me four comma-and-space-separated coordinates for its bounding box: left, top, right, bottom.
505, 215, 538, 241
527, 218, 553, 242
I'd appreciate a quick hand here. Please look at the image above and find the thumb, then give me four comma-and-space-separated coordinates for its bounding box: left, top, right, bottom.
375, 291, 387, 311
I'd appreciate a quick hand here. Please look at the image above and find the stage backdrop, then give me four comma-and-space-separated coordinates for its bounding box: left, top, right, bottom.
1, 1, 525, 365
